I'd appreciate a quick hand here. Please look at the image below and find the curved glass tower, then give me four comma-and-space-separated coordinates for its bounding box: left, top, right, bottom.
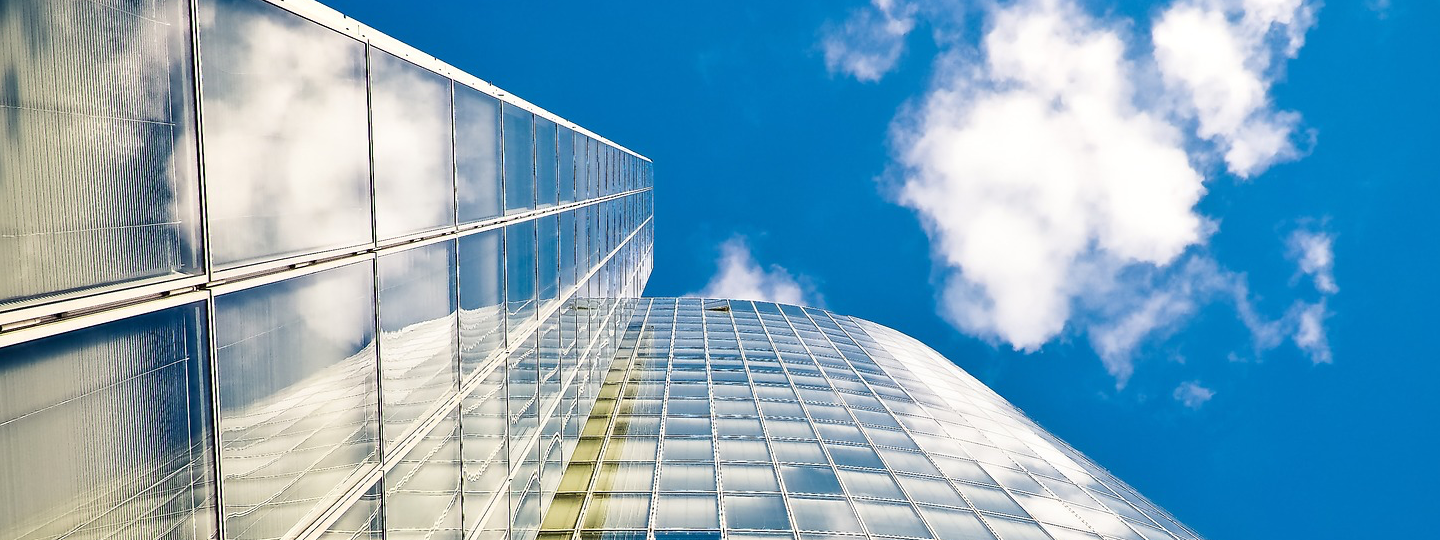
543, 299, 1203, 540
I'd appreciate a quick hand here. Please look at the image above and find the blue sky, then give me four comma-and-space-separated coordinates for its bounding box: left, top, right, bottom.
329, 0, 1436, 537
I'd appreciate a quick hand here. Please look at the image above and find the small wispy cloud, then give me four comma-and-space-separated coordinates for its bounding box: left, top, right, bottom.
821, 0, 919, 82
1173, 380, 1216, 408
693, 236, 820, 306
1289, 228, 1337, 294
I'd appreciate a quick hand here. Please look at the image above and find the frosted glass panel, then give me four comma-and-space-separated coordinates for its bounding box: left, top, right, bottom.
378, 241, 458, 450
214, 262, 379, 540
0, 302, 215, 540
503, 104, 534, 215
459, 229, 506, 377
0, 0, 202, 310
199, 0, 371, 268
455, 85, 503, 223
371, 50, 455, 239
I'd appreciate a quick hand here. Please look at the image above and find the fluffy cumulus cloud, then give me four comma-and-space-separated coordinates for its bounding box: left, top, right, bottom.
852, 0, 1327, 385
1173, 380, 1217, 408
694, 237, 819, 306
1153, 0, 1315, 177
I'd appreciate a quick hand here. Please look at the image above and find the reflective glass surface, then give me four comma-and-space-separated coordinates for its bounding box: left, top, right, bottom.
0, 0, 203, 311
214, 262, 379, 540
199, 0, 371, 268
0, 302, 215, 540
378, 241, 459, 450
563, 299, 1205, 540
537, 117, 559, 208
455, 85, 504, 223
371, 50, 455, 240
503, 105, 535, 215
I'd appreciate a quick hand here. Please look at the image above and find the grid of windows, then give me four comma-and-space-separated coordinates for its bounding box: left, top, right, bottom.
544, 299, 1205, 540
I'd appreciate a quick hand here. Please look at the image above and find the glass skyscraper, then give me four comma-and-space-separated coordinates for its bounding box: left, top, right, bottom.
0, 1, 1201, 540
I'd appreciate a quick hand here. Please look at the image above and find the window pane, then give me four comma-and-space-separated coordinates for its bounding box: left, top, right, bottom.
1, 0, 202, 309
558, 127, 576, 203
199, 0, 370, 267
503, 105, 534, 214
854, 501, 932, 538
458, 229, 506, 377
214, 262, 378, 539
538, 215, 559, 304
722, 464, 781, 492
506, 220, 537, 339
385, 410, 462, 539
916, 507, 996, 540
723, 495, 790, 530
655, 494, 719, 529
378, 241, 458, 450
583, 494, 651, 529
371, 50, 455, 239
536, 117, 558, 208
455, 85, 502, 222
788, 498, 862, 533
0, 302, 215, 540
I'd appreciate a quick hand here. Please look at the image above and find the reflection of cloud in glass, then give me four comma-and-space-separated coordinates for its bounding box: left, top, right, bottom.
0, 0, 201, 307
0, 303, 213, 540
371, 50, 455, 240
198, 0, 371, 268
378, 242, 459, 451
455, 85, 503, 223
212, 262, 379, 540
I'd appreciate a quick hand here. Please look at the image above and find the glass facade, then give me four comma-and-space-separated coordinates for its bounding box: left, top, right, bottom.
2, 1, 1203, 540
543, 299, 1207, 540
1, 1, 654, 540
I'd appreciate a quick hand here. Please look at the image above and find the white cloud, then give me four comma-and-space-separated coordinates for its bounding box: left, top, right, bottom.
1290, 299, 1332, 364
693, 237, 818, 306
878, 0, 1323, 383
1289, 228, 1337, 293
822, 0, 919, 82
1153, 0, 1315, 177
1173, 380, 1216, 408
895, 0, 1206, 354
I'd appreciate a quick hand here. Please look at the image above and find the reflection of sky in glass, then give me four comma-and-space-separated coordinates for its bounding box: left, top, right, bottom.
0, 302, 214, 540
503, 104, 535, 215
385, 410, 462, 540
371, 50, 455, 240
378, 241, 459, 451
198, 0, 371, 268
558, 127, 576, 204
536, 117, 559, 209
459, 229, 506, 377
455, 85, 503, 223
0, 0, 202, 308
213, 262, 379, 540
507, 220, 538, 340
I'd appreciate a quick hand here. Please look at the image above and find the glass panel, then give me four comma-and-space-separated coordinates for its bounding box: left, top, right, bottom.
199, 0, 371, 268
779, 465, 844, 495
665, 437, 716, 461
982, 517, 1053, 540
838, 469, 905, 499
455, 85, 502, 223
386, 410, 463, 540
503, 104, 534, 214
370, 50, 455, 239
721, 464, 780, 492
654, 494, 719, 529
536, 116, 558, 208
0, 302, 215, 540
214, 262, 378, 539
1, 0, 202, 309
723, 495, 790, 530
594, 462, 656, 492
558, 127, 576, 204
854, 501, 932, 538
458, 229, 506, 377
956, 484, 1025, 516
659, 463, 717, 491
539, 216, 559, 304
916, 507, 996, 540
378, 241, 458, 450
787, 497, 863, 533
582, 494, 651, 529
506, 220, 537, 339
